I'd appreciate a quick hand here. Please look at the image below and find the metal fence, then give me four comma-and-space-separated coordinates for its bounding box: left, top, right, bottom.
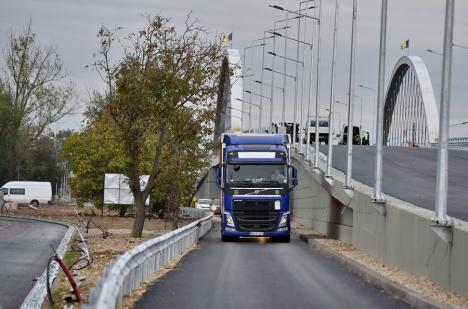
85, 207, 213, 309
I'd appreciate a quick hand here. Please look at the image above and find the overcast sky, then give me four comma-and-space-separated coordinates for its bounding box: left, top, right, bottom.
1, 0, 467, 137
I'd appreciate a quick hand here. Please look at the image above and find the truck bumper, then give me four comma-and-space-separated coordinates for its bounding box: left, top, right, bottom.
222, 229, 290, 238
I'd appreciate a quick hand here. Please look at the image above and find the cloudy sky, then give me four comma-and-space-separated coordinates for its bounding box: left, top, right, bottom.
1, 0, 467, 137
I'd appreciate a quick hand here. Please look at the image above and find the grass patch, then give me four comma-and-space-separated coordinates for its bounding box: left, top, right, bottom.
63, 250, 81, 268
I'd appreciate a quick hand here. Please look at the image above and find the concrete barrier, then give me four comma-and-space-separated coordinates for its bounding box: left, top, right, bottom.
290, 149, 468, 297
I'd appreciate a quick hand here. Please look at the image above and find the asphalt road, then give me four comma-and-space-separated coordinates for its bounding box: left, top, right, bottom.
320, 145, 468, 221
136, 221, 408, 309
0, 217, 66, 309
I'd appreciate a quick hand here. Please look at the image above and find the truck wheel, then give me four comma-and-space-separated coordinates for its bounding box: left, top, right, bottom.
31, 200, 39, 208
222, 235, 238, 242
274, 235, 290, 243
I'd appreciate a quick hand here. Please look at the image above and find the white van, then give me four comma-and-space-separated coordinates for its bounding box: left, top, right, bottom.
1, 181, 53, 208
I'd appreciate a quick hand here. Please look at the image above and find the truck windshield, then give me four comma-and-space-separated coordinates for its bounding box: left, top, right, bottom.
226, 164, 287, 186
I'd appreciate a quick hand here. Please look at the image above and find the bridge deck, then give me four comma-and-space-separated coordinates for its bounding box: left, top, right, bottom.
320, 145, 468, 222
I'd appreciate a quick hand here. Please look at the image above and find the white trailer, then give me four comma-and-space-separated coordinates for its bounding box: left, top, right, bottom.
1, 181, 53, 208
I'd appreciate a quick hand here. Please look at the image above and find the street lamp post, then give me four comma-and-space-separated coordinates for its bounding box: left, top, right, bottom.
269, 32, 310, 147
313, 0, 323, 168
344, 0, 358, 188
449, 121, 468, 127
305, 11, 318, 161
269, 4, 319, 21
326, 0, 340, 178
270, 3, 318, 138
259, 33, 267, 133
453, 43, 468, 50
434, 0, 455, 229
245, 90, 272, 100
243, 43, 266, 132
255, 80, 285, 132
373, 0, 388, 203
264, 67, 296, 79
235, 98, 261, 128
426, 49, 443, 56
359, 84, 377, 145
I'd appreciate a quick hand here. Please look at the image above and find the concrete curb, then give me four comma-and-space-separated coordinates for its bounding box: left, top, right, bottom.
296, 232, 448, 309
0, 215, 75, 309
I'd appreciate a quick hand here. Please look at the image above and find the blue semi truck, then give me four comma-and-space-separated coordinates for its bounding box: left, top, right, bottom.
216, 133, 298, 242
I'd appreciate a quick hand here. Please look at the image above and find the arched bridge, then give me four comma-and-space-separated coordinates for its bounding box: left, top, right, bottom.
383, 56, 439, 147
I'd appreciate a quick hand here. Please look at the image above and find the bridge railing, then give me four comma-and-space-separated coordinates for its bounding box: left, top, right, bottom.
85, 207, 213, 309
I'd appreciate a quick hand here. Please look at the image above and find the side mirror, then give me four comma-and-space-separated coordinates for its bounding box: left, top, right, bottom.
288, 165, 298, 189
216, 167, 221, 187
216, 164, 225, 189
292, 167, 298, 187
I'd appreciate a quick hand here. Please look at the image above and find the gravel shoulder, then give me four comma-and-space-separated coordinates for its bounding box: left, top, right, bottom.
292, 222, 468, 308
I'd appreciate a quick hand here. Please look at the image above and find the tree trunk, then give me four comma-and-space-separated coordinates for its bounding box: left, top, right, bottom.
130, 193, 146, 237
9, 127, 19, 180
170, 187, 180, 230
118, 206, 127, 217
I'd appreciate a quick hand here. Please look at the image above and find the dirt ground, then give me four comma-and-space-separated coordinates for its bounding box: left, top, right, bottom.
292, 222, 468, 308
10, 204, 193, 308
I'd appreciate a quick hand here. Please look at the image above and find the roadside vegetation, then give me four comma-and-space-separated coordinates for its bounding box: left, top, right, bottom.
63, 14, 224, 237
0, 20, 74, 189
1, 14, 221, 236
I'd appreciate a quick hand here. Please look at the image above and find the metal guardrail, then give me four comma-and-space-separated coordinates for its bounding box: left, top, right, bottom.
432, 137, 468, 150
85, 207, 213, 309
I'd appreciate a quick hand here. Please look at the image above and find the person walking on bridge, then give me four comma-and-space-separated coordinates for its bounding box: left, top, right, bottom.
362, 131, 369, 145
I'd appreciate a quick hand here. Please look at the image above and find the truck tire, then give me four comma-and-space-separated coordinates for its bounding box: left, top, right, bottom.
273, 235, 290, 243
31, 200, 39, 208
222, 235, 238, 242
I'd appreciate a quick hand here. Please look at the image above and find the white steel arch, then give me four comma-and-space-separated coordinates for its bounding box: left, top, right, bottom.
383, 56, 439, 147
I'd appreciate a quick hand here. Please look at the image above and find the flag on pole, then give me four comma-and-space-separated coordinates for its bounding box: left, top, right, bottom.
401, 39, 410, 49
223, 33, 233, 43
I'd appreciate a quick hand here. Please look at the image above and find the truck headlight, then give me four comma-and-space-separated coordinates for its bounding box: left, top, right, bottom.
279, 213, 289, 227
225, 213, 235, 227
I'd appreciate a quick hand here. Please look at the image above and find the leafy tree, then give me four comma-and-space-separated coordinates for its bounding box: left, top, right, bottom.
1, 20, 74, 180
94, 14, 223, 237
62, 118, 124, 209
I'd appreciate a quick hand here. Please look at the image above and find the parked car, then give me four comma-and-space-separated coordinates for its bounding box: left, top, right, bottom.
1, 181, 53, 208
195, 198, 212, 210
210, 198, 221, 215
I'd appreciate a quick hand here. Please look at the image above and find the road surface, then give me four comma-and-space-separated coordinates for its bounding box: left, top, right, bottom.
0, 216, 67, 309
319, 145, 468, 221
136, 220, 408, 309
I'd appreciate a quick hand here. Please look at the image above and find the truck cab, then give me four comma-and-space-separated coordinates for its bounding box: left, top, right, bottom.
216, 133, 298, 242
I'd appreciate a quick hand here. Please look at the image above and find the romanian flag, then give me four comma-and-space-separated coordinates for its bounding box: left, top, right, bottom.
401, 39, 409, 49
223, 33, 233, 42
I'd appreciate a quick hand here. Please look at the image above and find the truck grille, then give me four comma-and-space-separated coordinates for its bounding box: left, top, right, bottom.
233, 200, 279, 232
